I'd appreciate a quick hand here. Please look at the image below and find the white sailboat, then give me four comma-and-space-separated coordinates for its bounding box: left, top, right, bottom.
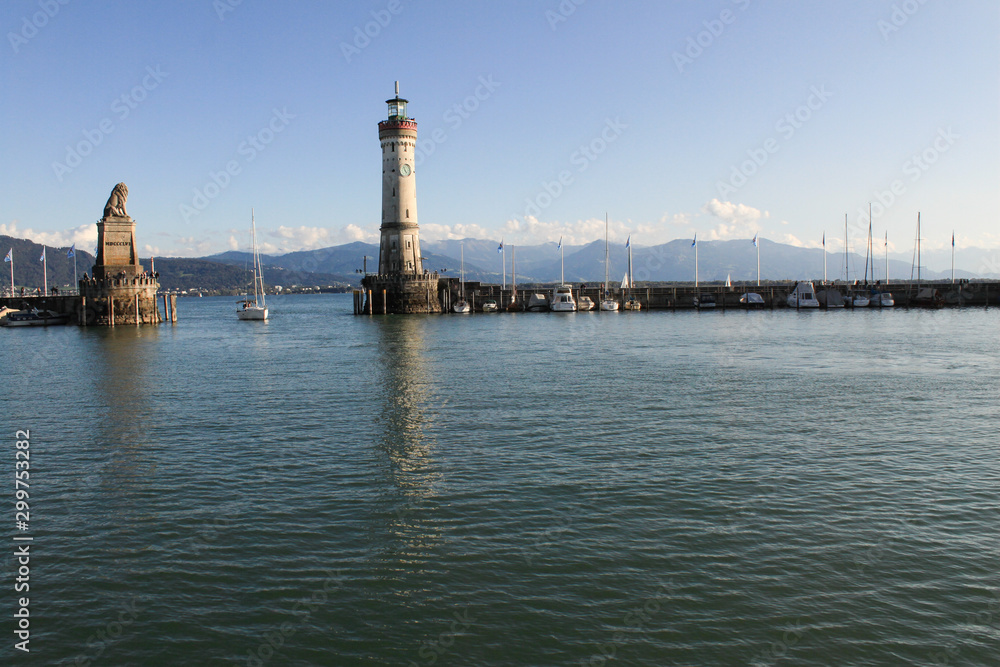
550, 236, 577, 311
453, 241, 471, 313
237, 209, 268, 321
600, 214, 619, 311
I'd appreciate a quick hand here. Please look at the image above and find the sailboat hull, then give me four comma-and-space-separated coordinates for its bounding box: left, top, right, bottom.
237, 305, 268, 320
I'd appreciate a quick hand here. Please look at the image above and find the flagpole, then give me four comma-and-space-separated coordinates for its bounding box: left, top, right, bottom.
694, 235, 699, 289
884, 232, 888, 285
501, 242, 506, 290
41, 247, 47, 296
951, 231, 955, 284
756, 236, 760, 286
8, 251, 13, 298
73, 251, 78, 292
823, 232, 827, 284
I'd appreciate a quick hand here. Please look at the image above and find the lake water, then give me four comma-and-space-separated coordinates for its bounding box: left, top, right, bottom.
3, 294, 998, 665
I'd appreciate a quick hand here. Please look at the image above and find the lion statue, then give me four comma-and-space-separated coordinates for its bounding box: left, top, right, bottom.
103, 182, 129, 218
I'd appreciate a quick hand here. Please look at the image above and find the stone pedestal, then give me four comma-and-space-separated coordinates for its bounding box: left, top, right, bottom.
80, 274, 162, 325
363, 274, 444, 314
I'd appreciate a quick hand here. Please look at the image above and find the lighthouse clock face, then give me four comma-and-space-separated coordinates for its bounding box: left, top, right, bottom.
400, 164, 411, 176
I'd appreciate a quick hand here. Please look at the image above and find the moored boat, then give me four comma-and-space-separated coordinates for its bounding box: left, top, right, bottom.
550, 285, 577, 312
482, 299, 498, 313
526, 292, 549, 312
0, 308, 68, 327
740, 292, 765, 307
238, 210, 268, 321
577, 295, 594, 311
786, 282, 820, 308
816, 288, 845, 308
694, 293, 716, 309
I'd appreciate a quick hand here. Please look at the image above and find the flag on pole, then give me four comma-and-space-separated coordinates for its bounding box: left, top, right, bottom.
39, 248, 46, 262
625, 235, 631, 249
67, 244, 75, 258
692, 233, 697, 247
952, 232, 955, 247
4, 249, 11, 263
557, 236, 562, 250
822, 232, 825, 248
752, 233, 757, 247
497, 240, 503, 254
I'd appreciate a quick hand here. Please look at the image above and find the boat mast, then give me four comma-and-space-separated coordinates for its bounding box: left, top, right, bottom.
917, 212, 921, 283
252, 208, 265, 307
823, 231, 827, 284
604, 213, 610, 297
844, 214, 849, 282
460, 241, 465, 299
884, 231, 889, 286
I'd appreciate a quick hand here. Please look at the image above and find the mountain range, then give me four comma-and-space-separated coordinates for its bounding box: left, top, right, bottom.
3, 234, 997, 293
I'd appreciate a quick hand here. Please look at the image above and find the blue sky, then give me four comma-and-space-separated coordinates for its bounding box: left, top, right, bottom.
2, 0, 997, 261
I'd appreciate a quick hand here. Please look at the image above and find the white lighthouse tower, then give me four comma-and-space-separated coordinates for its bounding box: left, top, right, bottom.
378, 81, 424, 276
362, 83, 441, 314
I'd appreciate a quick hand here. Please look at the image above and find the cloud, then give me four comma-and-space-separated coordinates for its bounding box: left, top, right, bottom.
700, 199, 768, 241
1, 221, 97, 250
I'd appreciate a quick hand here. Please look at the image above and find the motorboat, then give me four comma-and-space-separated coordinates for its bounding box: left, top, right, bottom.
482, 299, 499, 313
577, 296, 594, 311
786, 282, 820, 308
622, 297, 641, 311
870, 291, 894, 308
848, 293, 869, 308
1, 308, 68, 327
550, 285, 577, 312
740, 292, 764, 307
694, 293, 716, 309
526, 292, 549, 312
599, 296, 619, 311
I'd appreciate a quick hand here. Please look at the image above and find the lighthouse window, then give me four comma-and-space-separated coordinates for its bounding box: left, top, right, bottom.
392, 188, 395, 197
392, 143, 395, 152
406, 209, 409, 219
406, 240, 411, 248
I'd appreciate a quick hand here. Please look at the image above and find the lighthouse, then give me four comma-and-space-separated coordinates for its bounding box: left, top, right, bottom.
362, 83, 442, 314
378, 81, 424, 275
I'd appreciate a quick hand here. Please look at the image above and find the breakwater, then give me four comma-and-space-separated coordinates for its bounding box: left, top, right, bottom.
0, 293, 177, 325
355, 280, 998, 313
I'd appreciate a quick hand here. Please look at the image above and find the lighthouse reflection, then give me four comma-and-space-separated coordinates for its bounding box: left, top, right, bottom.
370, 316, 446, 561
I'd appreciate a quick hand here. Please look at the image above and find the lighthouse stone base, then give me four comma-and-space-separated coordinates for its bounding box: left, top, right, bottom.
363, 274, 443, 314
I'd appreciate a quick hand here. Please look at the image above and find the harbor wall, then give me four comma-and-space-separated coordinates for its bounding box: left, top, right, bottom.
450, 280, 998, 311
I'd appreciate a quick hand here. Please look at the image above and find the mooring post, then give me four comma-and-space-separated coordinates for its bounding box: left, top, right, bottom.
109, 297, 115, 327
80, 296, 87, 326
382, 289, 387, 315
170, 294, 177, 322
134, 294, 140, 325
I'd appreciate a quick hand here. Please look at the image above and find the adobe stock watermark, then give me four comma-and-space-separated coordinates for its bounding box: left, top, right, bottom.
179, 107, 295, 223
878, 0, 932, 41
673, 0, 751, 73
340, 0, 410, 63
583, 581, 676, 666
749, 619, 809, 667
546, 0, 586, 31
414, 75, 501, 167
512, 117, 627, 224
51, 65, 168, 183
7, 0, 71, 54
850, 126, 958, 238
213, 0, 243, 21
716, 84, 832, 197
407, 607, 476, 667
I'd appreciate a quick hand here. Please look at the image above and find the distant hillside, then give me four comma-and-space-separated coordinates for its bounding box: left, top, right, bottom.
1, 235, 96, 289
1, 235, 353, 293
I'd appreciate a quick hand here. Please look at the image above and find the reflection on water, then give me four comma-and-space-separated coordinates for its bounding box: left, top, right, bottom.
369, 317, 447, 569
86, 327, 162, 491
